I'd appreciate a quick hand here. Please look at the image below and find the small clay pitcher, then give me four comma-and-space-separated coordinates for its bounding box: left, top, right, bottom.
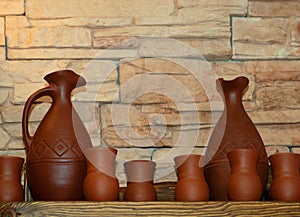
269, 152, 300, 202
123, 160, 156, 201
83, 147, 119, 201
0, 156, 24, 202
227, 149, 262, 201
174, 154, 209, 201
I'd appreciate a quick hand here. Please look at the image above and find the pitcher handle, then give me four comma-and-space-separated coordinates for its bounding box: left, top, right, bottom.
22, 86, 55, 150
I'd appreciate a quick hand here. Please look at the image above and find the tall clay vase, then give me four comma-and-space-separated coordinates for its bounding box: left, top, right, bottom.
204, 76, 268, 200
22, 70, 92, 200
269, 152, 300, 202
174, 154, 209, 201
83, 147, 119, 201
227, 149, 262, 201
0, 156, 24, 202
123, 160, 157, 201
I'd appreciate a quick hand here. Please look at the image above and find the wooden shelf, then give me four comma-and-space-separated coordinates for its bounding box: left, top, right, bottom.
1, 201, 300, 216
1, 182, 299, 216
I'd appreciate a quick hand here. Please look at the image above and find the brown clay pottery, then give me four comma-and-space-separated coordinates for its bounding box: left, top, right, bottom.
174, 154, 209, 201
83, 147, 119, 201
123, 160, 157, 201
0, 156, 24, 202
204, 76, 268, 200
269, 152, 300, 202
22, 70, 92, 200
227, 149, 262, 201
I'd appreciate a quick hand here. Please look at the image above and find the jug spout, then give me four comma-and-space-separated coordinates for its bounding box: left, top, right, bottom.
44, 69, 86, 90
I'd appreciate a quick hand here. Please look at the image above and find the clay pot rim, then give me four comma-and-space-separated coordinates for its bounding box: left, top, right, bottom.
124, 160, 156, 166
174, 154, 202, 163
84, 146, 117, 154
217, 76, 249, 89
0, 155, 24, 161
218, 75, 249, 82
206, 159, 269, 169
269, 152, 300, 160
44, 69, 86, 86
174, 154, 202, 160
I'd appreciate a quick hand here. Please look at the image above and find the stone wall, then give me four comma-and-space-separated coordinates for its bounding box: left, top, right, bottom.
0, 0, 299, 183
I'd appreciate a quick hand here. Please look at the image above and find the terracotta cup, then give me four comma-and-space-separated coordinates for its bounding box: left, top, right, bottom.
0, 156, 24, 202
123, 160, 157, 201
174, 154, 209, 201
227, 149, 262, 201
83, 147, 119, 201
269, 152, 300, 202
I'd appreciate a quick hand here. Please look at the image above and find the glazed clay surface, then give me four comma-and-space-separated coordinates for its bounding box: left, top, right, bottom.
269, 152, 300, 202
174, 154, 209, 201
204, 76, 268, 201
0, 156, 24, 202
22, 70, 92, 201
227, 149, 262, 201
124, 160, 157, 202
83, 147, 119, 201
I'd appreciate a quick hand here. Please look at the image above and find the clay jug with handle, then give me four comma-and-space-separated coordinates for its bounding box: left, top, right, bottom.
22, 69, 92, 201
204, 76, 268, 201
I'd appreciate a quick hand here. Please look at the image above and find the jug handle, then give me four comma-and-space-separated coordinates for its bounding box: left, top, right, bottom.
22, 86, 55, 150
